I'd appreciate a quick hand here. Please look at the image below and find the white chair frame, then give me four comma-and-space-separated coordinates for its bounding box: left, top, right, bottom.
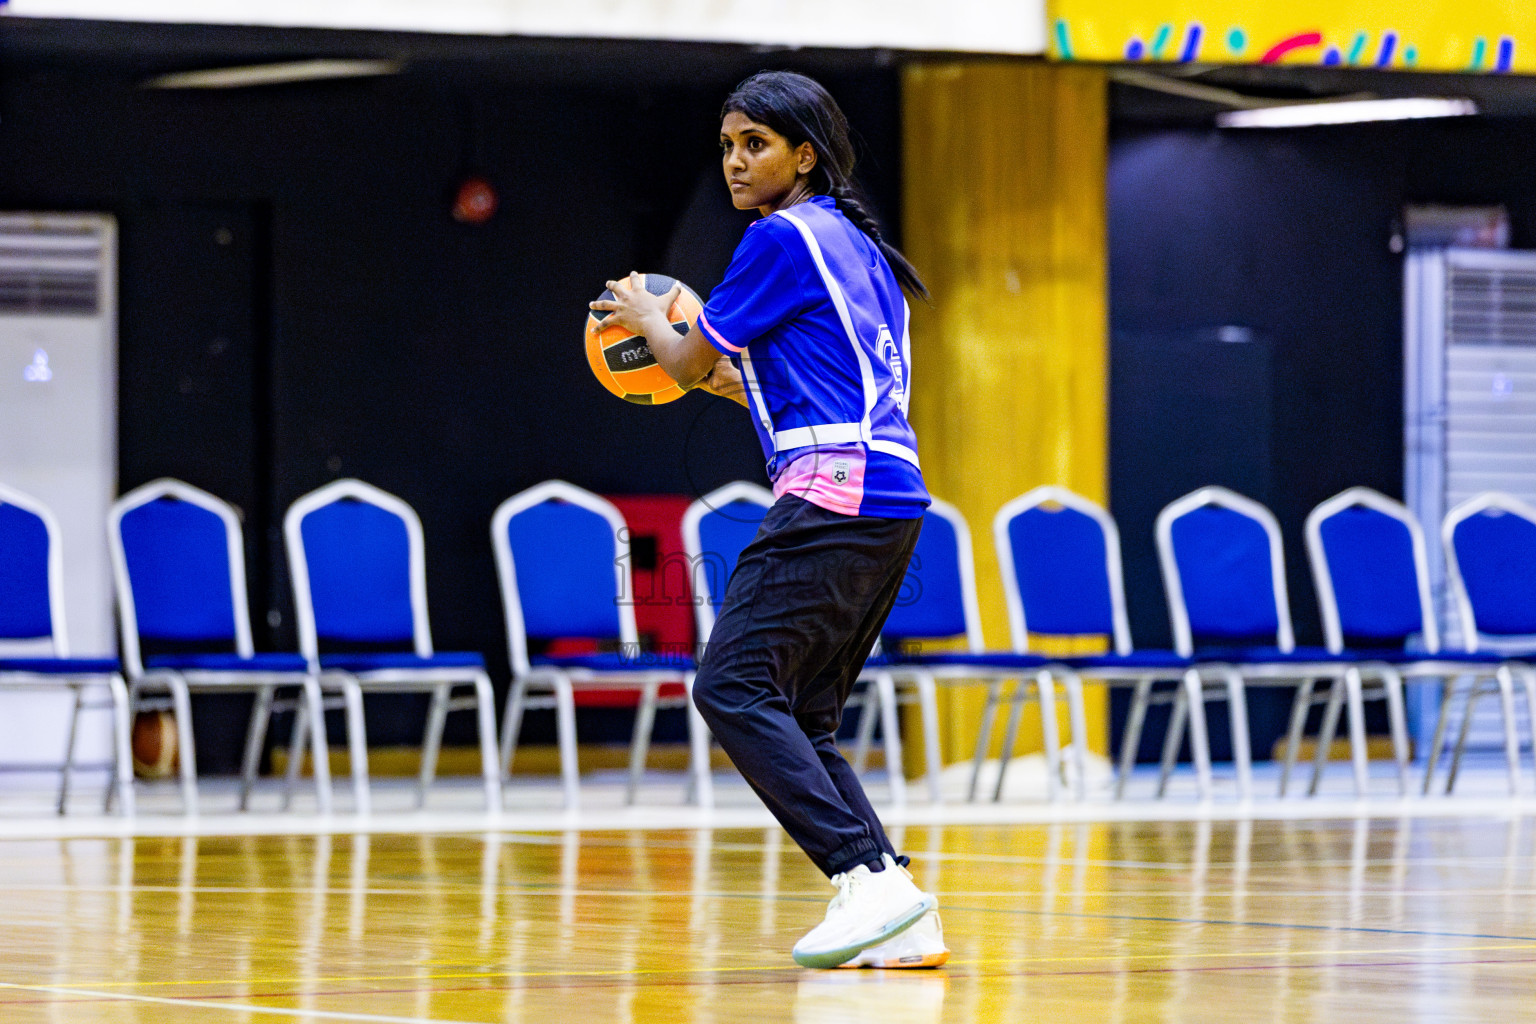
1439, 491, 1536, 795
681, 481, 907, 808
1299, 487, 1425, 797
494, 479, 706, 810
110, 478, 332, 815
1157, 486, 1359, 801
883, 495, 1065, 805
0, 483, 133, 815
996, 485, 1191, 802
286, 478, 502, 814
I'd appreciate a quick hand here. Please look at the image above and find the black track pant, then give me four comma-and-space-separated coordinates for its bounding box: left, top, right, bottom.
691, 494, 923, 878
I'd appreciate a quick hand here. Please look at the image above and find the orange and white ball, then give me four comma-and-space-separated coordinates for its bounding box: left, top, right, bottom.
585, 274, 702, 405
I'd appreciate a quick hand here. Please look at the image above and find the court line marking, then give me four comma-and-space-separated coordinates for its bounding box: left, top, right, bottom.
0, 981, 475, 1023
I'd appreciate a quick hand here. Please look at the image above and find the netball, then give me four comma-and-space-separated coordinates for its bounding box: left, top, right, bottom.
584, 273, 701, 405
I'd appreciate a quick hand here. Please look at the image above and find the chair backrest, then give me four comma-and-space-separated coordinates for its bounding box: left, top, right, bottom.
1156, 486, 1294, 657
285, 479, 433, 663
1443, 491, 1536, 648
0, 483, 67, 656
1306, 487, 1438, 654
880, 497, 984, 653
680, 481, 774, 642
109, 479, 252, 676
492, 480, 637, 676
994, 486, 1131, 655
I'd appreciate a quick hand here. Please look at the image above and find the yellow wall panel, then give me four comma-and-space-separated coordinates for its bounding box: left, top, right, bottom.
901, 62, 1109, 769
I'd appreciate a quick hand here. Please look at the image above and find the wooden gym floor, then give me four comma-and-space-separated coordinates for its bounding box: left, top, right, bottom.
2, 797, 1535, 1022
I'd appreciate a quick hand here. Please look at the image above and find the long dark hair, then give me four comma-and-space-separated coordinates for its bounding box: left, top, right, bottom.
722, 71, 929, 301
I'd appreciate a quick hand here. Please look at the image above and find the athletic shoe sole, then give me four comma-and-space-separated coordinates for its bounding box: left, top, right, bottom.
835, 948, 950, 969
791, 894, 936, 970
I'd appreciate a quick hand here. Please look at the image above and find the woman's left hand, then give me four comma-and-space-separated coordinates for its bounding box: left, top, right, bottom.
588, 272, 680, 336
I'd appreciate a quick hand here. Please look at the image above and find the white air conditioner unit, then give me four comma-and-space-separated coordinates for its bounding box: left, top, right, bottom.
1405, 247, 1536, 754
0, 213, 118, 784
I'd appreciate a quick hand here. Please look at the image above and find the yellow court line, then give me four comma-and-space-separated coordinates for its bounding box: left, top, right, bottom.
25, 941, 1536, 992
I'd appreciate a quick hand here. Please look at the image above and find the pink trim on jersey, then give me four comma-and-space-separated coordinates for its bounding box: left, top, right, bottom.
773, 448, 866, 517
697, 312, 744, 354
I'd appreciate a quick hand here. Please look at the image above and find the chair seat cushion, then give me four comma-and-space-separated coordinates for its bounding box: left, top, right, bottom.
1192, 646, 1359, 664
1064, 650, 1189, 670
0, 657, 120, 675
1395, 649, 1514, 665
145, 652, 311, 673
886, 651, 1053, 670
320, 651, 486, 673
531, 652, 695, 673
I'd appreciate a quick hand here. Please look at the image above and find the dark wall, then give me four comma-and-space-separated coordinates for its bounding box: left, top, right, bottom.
1108, 115, 1536, 760
0, 25, 905, 765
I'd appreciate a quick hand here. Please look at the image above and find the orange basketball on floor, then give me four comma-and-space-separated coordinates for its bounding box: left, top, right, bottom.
131, 710, 179, 779
585, 274, 702, 405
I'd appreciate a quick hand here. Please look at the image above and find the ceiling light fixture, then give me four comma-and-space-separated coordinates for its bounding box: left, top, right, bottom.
1217, 97, 1478, 128
142, 59, 404, 90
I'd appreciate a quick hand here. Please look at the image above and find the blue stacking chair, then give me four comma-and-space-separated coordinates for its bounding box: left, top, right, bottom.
494, 480, 701, 810
285, 479, 502, 814
110, 479, 332, 814
994, 486, 1195, 800
0, 484, 133, 815
881, 497, 1058, 804
1302, 487, 1502, 796
1440, 491, 1536, 794
1156, 487, 1358, 800
681, 481, 901, 807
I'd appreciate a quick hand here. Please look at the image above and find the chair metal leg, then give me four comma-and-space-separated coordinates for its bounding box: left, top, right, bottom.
994, 678, 1031, 803
283, 702, 308, 812
851, 677, 878, 775
330, 673, 370, 815
552, 675, 580, 810
1156, 685, 1188, 798
163, 676, 198, 815
1446, 682, 1486, 795
1278, 678, 1317, 797
470, 671, 501, 813
874, 672, 907, 808
1378, 666, 1412, 797
418, 684, 451, 809
1062, 672, 1089, 801
500, 678, 529, 777
683, 672, 713, 810
1422, 676, 1456, 795
239, 684, 276, 812
1308, 678, 1346, 796
58, 685, 85, 815
967, 680, 1004, 802
1117, 678, 1154, 799
1519, 665, 1536, 786
107, 673, 135, 817
300, 678, 334, 815
1496, 665, 1522, 796
626, 681, 661, 806
914, 673, 943, 804
1342, 668, 1370, 799
1219, 667, 1253, 800
1034, 670, 1062, 803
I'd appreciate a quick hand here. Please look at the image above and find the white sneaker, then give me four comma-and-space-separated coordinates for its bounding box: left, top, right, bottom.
792, 854, 937, 969
836, 909, 949, 968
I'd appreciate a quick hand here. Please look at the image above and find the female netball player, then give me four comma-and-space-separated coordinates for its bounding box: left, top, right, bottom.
590, 71, 945, 970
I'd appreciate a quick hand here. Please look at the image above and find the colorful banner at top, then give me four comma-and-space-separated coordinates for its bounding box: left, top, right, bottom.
1049, 0, 1530, 74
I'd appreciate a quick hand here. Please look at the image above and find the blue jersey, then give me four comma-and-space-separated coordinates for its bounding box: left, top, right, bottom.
697, 196, 930, 519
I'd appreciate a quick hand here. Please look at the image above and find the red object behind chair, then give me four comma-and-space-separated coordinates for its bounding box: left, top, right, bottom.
547, 495, 695, 708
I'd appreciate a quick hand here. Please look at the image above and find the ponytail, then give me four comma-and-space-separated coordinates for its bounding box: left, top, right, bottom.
722, 71, 929, 301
